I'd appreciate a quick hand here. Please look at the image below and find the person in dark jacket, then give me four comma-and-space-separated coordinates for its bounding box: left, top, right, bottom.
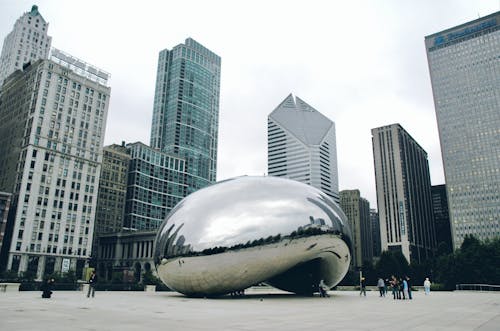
359, 277, 367, 297
41, 278, 54, 298
406, 276, 413, 300
87, 270, 97, 298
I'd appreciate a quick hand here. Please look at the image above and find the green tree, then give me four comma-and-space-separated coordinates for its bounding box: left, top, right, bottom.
142, 269, 160, 285
433, 235, 500, 289
375, 251, 409, 278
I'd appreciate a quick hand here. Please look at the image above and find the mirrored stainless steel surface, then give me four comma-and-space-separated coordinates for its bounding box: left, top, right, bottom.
154, 176, 352, 296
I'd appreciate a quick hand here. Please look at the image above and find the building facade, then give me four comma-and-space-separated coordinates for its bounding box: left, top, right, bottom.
0, 52, 110, 279
372, 124, 436, 263
95, 230, 156, 282
370, 209, 381, 257
339, 190, 371, 267
0, 5, 52, 87
0, 192, 12, 266
268, 94, 339, 202
94, 143, 130, 236
425, 12, 500, 249
123, 142, 187, 231
431, 184, 452, 254
150, 38, 221, 193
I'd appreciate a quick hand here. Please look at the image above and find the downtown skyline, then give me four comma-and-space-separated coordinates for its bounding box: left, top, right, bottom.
1, 0, 499, 208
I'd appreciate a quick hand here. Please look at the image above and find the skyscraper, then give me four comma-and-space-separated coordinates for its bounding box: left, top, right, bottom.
0, 5, 52, 87
150, 38, 221, 193
425, 12, 500, 249
94, 143, 130, 236
267, 94, 339, 202
0, 50, 110, 279
340, 190, 371, 267
372, 124, 436, 263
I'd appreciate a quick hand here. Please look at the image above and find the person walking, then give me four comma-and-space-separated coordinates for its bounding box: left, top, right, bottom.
87, 270, 97, 298
424, 277, 431, 295
377, 278, 385, 297
360, 277, 367, 297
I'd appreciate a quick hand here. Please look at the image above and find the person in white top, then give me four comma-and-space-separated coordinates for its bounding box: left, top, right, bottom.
424, 277, 431, 295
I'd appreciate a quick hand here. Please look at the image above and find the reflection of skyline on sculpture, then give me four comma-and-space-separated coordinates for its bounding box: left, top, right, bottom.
156, 176, 351, 252
154, 176, 352, 296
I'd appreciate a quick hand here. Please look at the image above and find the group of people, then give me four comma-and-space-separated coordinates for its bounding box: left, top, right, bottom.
319, 276, 431, 298
388, 275, 412, 300
375, 276, 432, 299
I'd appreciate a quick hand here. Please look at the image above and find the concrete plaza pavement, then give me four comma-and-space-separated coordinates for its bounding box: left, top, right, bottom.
0, 288, 499, 330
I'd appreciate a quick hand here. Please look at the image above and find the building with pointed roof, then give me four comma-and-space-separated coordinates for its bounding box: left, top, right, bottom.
0, 5, 52, 87
267, 94, 339, 202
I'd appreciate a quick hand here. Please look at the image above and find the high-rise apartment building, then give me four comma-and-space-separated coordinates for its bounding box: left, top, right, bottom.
425, 12, 500, 249
123, 142, 187, 231
370, 209, 381, 257
340, 190, 371, 267
0, 50, 110, 279
431, 185, 452, 254
0, 5, 52, 87
150, 38, 221, 193
268, 94, 339, 202
94, 143, 130, 236
93, 142, 186, 281
372, 124, 436, 263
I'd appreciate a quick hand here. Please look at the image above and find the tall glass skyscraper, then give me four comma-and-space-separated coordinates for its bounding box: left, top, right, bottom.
267, 94, 339, 202
425, 12, 500, 249
150, 38, 221, 193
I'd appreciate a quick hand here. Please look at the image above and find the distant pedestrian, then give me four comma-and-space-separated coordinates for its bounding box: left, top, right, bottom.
319, 279, 329, 297
403, 278, 409, 300
377, 278, 385, 297
399, 277, 405, 299
41, 278, 55, 298
360, 277, 366, 297
406, 276, 412, 300
391, 276, 398, 300
87, 270, 97, 298
424, 277, 431, 295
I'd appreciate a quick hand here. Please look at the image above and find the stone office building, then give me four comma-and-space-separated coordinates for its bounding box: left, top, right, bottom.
0, 50, 110, 279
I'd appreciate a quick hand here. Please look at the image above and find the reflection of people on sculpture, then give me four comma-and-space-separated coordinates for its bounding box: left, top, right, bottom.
229, 289, 245, 297
319, 279, 329, 297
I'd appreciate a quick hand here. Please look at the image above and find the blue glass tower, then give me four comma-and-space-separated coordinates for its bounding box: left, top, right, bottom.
150, 38, 221, 193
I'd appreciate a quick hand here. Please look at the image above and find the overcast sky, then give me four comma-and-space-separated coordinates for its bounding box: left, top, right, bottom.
1, 0, 498, 208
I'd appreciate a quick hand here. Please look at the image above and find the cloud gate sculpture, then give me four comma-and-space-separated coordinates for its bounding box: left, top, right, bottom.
154, 176, 352, 297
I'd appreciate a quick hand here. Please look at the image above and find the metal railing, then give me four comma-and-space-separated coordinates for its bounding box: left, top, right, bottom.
455, 284, 500, 291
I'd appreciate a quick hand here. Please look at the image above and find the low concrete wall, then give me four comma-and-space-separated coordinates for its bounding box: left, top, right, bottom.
0, 283, 21, 292
145, 285, 156, 292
